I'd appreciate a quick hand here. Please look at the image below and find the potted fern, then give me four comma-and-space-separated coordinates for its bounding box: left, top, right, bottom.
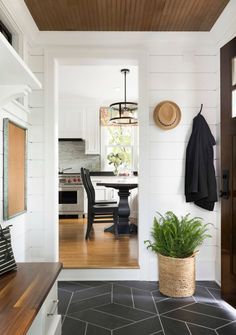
145, 211, 211, 297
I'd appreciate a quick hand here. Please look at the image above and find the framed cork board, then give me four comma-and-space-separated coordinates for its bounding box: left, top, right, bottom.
3, 119, 27, 220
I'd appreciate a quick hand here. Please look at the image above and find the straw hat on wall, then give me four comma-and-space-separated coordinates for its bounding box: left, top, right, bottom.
153, 101, 181, 130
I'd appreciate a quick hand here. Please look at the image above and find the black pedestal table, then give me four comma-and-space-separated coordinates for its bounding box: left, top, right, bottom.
96, 182, 138, 234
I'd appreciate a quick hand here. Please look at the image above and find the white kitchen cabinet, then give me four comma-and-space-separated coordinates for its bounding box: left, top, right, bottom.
58, 99, 100, 154
27, 282, 61, 335
84, 106, 100, 154
59, 99, 84, 138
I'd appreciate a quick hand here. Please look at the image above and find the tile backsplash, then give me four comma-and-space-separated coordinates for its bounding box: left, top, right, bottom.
59, 140, 100, 172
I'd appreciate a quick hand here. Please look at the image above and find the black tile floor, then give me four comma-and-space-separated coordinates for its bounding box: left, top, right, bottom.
58, 281, 236, 335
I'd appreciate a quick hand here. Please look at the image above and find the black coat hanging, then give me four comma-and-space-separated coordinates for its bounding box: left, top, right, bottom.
185, 105, 217, 211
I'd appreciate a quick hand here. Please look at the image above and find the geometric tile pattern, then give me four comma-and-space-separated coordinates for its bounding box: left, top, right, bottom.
58, 281, 236, 335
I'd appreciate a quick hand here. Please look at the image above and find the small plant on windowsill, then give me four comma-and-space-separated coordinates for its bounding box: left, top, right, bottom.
145, 211, 211, 297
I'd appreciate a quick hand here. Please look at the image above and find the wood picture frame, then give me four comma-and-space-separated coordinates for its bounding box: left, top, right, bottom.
3, 118, 27, 220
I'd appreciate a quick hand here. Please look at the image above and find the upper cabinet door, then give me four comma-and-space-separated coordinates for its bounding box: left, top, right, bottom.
84, 106, 100, 155
58, 99, 84, 139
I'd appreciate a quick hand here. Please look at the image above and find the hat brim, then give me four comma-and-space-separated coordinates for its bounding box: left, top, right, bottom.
153, 101, 181, 130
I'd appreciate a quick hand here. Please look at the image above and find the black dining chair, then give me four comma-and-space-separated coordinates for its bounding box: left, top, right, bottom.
84, 168, 117, 205
81, 168, 114, 223
81, 168, 118, 239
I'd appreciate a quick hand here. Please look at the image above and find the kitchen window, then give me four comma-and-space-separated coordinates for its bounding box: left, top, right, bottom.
101, 125, 138, 172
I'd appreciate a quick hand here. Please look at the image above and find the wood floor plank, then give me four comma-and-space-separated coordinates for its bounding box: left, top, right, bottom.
59, 218, 139, 269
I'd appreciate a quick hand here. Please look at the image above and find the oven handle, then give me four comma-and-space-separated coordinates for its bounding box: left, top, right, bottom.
59, 186, 84, 191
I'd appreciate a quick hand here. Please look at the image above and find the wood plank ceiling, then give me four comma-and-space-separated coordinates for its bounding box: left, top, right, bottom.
24, 0, 229, 32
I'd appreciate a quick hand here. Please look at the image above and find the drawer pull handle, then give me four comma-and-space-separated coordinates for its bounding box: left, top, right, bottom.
47, 299, 59, 316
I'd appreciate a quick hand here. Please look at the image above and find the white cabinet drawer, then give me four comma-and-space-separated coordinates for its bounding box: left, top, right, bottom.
27, 282, 61, 335
46, 315, 61, 335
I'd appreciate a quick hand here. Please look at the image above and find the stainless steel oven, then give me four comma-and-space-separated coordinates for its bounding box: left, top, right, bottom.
59, 174, 84, 215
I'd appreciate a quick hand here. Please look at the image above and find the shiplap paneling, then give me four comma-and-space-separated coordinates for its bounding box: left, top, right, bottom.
28, 107, 44, 125
27, 49, 45, 261
149, 107, 218, 126
25, 41, 219, 280
149, 55, 218, 73
148, 47, 218, 279
149, 72, 217, 90
149, 90, 217, 107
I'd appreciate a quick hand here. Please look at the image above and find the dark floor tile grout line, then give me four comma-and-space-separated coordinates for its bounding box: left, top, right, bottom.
84, 322, 88, 335
77, 282, 112, 292
152, 290, 166, 335
58, 287, 75, 294
112, 314, 160, 332
161, 314, 220, 331
181, 306, 235, 322
160, 302, 196, 315
205, 287, 224, 306
151, 291, 170, 302
198, 301, 226, 310
91, 307, 135, 322
131, 287, 135, 309
192, 294, 197, 303
65, 314, 111, 331
155, 297, 170, 304
113, 301, 156, 315
70, 281, 100, 288
63, 282, 112, 296
70, 292, 111, 305
185, 322, 192, 335
196, 283, 220, 290
215, 319, 236, 330
113, 283, 159, 293
150, 330, 163, 335
70, 301, 112, 315
207, 287, 221, 292
111, 283, 113, 304
62, 291, 74, 327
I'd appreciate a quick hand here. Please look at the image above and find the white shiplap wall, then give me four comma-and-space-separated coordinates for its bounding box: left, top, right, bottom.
25, 40, 220, 280
0, 102, 29, 261
27, 47, 45, 261
147, 48, 219, 280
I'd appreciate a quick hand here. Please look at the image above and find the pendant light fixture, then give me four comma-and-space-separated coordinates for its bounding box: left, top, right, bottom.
109, 68, 138, 125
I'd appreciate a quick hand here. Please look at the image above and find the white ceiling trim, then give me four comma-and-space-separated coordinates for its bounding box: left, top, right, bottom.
211, 0, 236, 47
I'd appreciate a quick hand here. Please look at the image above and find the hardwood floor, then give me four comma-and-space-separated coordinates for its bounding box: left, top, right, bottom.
59, 218, 139, 269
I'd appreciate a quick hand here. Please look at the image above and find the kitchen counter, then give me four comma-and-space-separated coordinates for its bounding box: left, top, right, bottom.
91, 175, 138, 183
90, 171, 138, 177
89, 171, 115, 176
0, 262, 62, 335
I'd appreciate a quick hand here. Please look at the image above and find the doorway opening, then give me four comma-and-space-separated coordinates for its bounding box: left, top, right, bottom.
57, 60, 139, 269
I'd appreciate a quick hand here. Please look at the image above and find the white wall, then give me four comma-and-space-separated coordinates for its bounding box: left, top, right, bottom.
147, 45, 219, 280
26, 38, 220, 281
0, 102, 29, 261
27, 46, 45, 261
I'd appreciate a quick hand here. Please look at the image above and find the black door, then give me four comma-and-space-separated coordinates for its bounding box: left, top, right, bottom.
221, 36, 236, 307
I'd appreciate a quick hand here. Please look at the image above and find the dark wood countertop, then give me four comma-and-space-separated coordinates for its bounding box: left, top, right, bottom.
0, 262, 62, 335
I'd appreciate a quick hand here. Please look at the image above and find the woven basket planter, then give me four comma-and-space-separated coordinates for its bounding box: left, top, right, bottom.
158, 253, 196, 297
